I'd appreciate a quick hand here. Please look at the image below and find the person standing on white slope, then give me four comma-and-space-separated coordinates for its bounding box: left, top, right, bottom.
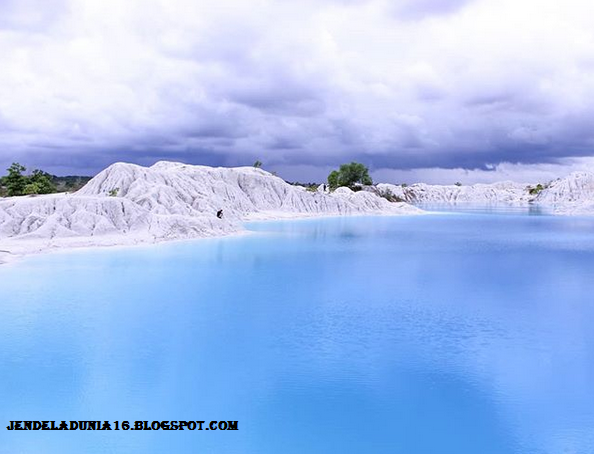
217, 209, 223, 219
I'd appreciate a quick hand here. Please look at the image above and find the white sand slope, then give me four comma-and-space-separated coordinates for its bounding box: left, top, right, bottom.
0, 161, 422, 261
533, 172, 594, 215
376, 181, 533, 205
2, 163, 593, 264
377, 172, 594, 214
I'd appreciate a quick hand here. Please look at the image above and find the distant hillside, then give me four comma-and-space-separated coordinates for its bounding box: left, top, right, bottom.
51, 175, 93, 193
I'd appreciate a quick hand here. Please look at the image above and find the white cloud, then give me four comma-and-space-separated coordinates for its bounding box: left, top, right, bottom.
0, 0, 593, 179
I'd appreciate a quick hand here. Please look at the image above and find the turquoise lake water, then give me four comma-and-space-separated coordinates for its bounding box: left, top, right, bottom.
1, 210, 594, 453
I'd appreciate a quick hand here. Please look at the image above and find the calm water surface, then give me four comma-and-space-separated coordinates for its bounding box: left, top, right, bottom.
1, 209, 594, 453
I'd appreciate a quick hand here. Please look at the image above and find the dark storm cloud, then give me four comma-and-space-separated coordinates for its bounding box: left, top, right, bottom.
0, 0, 594, 182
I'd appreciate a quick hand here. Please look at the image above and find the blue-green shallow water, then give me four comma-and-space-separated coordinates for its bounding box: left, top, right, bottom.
1, 211, 594, 453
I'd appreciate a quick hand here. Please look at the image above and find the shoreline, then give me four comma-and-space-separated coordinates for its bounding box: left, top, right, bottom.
3, 201, 594, 266
2, 161, 593, 266
0, 161, 426, 265
0, 210, 427, 266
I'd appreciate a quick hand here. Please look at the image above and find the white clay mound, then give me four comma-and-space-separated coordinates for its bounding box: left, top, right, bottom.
376, 181, 533, 205
533, 172, 594, 213
0, 161, 422, 259
3, 162, 593, 262
377, 172, 594, 214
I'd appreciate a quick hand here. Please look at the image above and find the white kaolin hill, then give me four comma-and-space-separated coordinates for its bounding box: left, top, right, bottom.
377, 171, 594, 214
376, 181, 533, 205
533, 172, 594, 214
0, 161, 422, 261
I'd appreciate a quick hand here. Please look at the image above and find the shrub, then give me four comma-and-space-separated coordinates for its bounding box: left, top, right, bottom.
23, 182, 42, 195
378, 188, 404, 203
528, 183, 545, 195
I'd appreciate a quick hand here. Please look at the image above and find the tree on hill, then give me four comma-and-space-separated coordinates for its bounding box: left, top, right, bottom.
0, 175, 6, 196
253, 160, 263, 168
327, 162, 372, 190
3, 163, 57, 196
29, 169, 57, 194
5, 163, 27, 196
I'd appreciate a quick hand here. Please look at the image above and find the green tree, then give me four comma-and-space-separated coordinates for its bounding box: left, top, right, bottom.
327, 170, 340, 189
23, 182, 42, 195
327, 162, 372, 190
253, 160, 263, 168
29, 169, 57, 194
5, 162, 27, 196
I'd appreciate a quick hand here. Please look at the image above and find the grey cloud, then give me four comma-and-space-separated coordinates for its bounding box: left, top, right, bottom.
0, 0, 593, 182
416, 85, 446, 102
226, 82, 325, 116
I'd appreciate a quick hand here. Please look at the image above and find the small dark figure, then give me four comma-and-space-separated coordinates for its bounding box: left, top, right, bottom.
216, 209, 223, 219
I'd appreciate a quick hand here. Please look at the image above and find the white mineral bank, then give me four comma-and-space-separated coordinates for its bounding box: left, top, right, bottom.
2, 163, 593, 264
377, 171, 594, 214
0, 161, 422, 263
376, 181, 533, 205
532, 172, 594, 214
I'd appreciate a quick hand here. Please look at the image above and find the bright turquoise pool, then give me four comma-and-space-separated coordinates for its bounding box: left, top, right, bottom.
1, 211, 594, 453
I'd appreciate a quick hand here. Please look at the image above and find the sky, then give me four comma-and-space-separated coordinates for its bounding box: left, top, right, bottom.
1, 0, 594, 183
